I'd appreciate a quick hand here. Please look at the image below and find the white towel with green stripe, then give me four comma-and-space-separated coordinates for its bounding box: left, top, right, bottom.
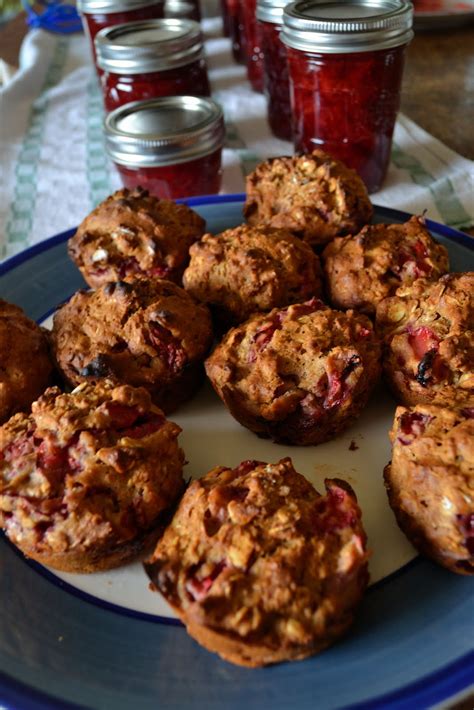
0, 16, 473, 261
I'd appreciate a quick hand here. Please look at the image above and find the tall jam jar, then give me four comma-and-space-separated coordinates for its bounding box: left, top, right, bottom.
256, 0, 292, 140
95, 19, 211, 113
281, 0, 413, 192
77, 0, 165, 67
242, 0, 264, 92
103, 96, 225, 199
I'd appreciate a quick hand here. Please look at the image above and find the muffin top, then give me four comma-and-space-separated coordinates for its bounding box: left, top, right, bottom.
0, 299, 54, 424
183, 224, 323, 324
243, 151, 373, 247
146, 457, 368, 665
376, 273, 474, 406
322, 216, 449, 315
0, 381, 185, 557
68, 187, 205, 288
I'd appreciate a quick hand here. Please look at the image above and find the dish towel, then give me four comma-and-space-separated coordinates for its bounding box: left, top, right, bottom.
1, 15, 474, 261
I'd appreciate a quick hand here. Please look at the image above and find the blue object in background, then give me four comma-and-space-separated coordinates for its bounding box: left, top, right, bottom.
22, 0, 82, 33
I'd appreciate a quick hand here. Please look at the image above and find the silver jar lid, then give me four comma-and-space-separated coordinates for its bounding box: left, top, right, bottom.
78, 0, 163, 15
282, 0, 413, 53
256, 0, 290, 25
95, 18, 204, 73
104, 96, 225, 167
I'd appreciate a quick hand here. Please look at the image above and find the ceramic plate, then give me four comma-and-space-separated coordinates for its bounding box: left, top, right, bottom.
1, 195, 473, 710
413, 0, 474, 29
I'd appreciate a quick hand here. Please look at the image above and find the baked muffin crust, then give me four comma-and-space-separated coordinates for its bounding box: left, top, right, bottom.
68, 187, 205, 288
243, 151, 373, 248
146, 457, 369, 666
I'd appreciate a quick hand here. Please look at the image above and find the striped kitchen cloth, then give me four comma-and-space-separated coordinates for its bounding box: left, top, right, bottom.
1, 16, 473, 260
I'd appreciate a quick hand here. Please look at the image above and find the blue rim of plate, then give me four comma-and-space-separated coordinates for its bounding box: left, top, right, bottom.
0, 194, 473, 710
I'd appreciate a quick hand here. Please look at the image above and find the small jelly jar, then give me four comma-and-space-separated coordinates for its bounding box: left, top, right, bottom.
104, 96, 225, 199
95, 19, 210, 112
242, 0, 264, 92
256, 0, 292, 140
77, 0, 164, 66
281, 0, 414, 192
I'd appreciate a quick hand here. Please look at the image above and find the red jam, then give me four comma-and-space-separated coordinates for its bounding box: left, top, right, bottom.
80, 2, 164, 65
101, 60, 210, 113
116, 148, 223, 200
286, 45, 408, 192
227, 0, 247, 64
242, 0, 264, 92
221, 0, 230, 35
260, 19, 291, 141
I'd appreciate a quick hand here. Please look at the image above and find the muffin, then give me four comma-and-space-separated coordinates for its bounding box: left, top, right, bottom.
145, 457, 369, 667
0, 299, 54, 424
384, 405, 473, 575
0, 381, 185, 572
183, 224, 323, 326
243, 151, 373, 248
51, 279, 213, 413
376, 273, 474, 407
322, 216, 449, 315
68, 187, 205, 288
205, 299, 381, 445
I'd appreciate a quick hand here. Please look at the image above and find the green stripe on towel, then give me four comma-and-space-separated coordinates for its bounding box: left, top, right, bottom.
4, 37, 69, 258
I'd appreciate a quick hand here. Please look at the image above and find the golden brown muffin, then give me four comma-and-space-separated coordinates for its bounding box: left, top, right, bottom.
376, 273, 474, 407
0, 381, 185, 572
51, 279, 213, 413
183, 224, 323, 326
68, 187, 205, 288
384, 405, 473, 575
243, 151, 373, 248
205, 299, 381, 445
145, 457, 369, 667
0, 299, 54, 424
322, 216, 449, 316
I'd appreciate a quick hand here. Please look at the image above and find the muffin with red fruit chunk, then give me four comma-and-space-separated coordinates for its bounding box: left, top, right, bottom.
0, 381, 185, 572
322, 216, 449, 316
51, 279, 213, 413
145, 457, 369, 667
243, 151, 373, 248
183, 224, 323, 326
376, 273, 474, 407
0, 299, 54, 424
385, 405, 474, 575
205, 299, 381, 445
68, 187, 205, 288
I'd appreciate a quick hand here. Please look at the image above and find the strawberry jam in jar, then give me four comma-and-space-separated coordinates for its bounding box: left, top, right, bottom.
77, 0, 164, 66
104, 96, 225, 199
257, 0, 292, 140
242, 0, 264, 92
95, 19, 210, 112
282, 0, 413, 192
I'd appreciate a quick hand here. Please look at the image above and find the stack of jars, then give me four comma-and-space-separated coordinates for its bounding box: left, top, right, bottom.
222, 0, 414, 193
78, 0, 225, 199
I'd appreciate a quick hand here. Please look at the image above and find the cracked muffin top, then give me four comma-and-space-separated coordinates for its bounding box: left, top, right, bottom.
322, 216, 449, 315
376, 272, 474, 407
0, 380, 185, 572
0, 299, 54, 424
51, 279, 213, 412
68, 187, 206, 288
183, 223, 323, 325
145, 457, 369, 667
243, 151, 373, 248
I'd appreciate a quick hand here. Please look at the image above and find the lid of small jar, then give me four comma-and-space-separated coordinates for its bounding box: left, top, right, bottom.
78, 0, 163, 14
281, 0, 413, 53
104, 96, 225, 167
256, 0, 289, 25
95, 18, 204, 73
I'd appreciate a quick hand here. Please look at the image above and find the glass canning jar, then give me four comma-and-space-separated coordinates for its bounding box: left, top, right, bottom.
242, 0, 264, 92
104, 96, 225, 199
281, 0, 413, 192
95, 19, 210, 113
77, 0, 164, 67
227, 0, 247, 63
256, 0, 292, 140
